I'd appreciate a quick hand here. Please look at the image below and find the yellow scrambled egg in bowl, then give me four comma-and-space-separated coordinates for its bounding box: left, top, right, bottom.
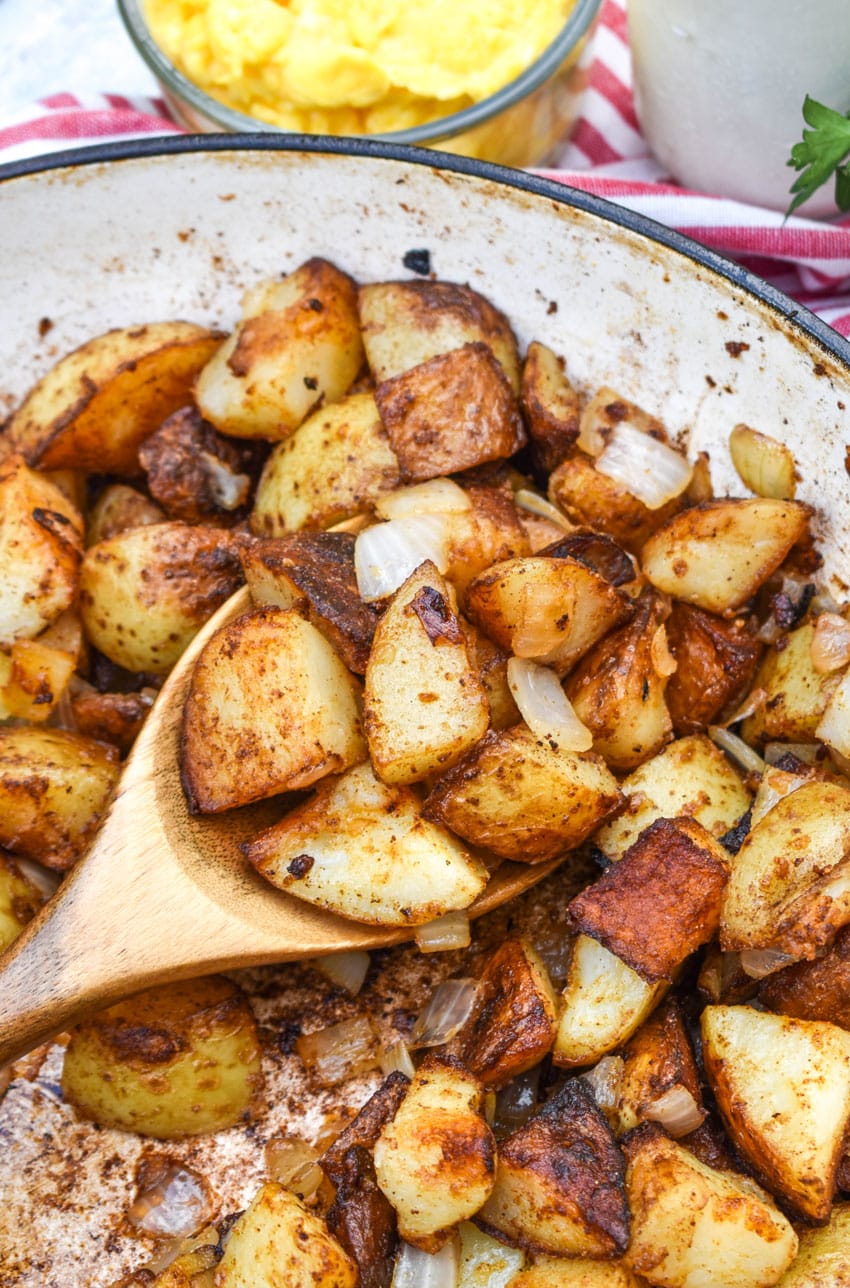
132, 0, 596, 163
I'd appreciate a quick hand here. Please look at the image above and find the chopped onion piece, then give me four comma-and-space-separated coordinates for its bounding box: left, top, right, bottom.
650, 624, 677, 678
415, 911, 471, 953
740, 948, 797, 979
265, 1136, 321, 1189
507, 657, 593, 750
644, 1085, 704, 1137
594, 422, 692, 510
750, 765, 810, 827
729, 424, 796, 501
583, 1056, 625, 1118
310, 950, 370, 996
811, 612, 850, 675
379, 1039, 416, 1079
375, 478, 471, 520
127, 1165, 212, 1239
13, 857, 61, 898
198, 450, 251, 510
513, 488, 574, 531
493, 1066, 541, 1136
764, 742, 821, 767
409, 978, 480, 1050
718, 686, 767, 728
295, 1016, 380, 1088
709, 725, 765, 775
816, 667, 850, 759
355, 514, 451, 601
392, 1237, 460, 1288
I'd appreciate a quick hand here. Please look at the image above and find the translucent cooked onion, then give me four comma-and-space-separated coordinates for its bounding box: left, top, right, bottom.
127, 1165, 212, 1239
354, 514, 452, 601
750, 765, 810, 828
764, 742, 821, 766
311, 950, 371, 996
728, 424, 796, 501
493, 1066, 541, 1135
392, 1237, 460, 1288
718, 686, 767, 728
582, 1056, 624, 1118
816, 668, 850, 759
513, 488, 574, 531
811, 612, 850, 675
379, 1039, 416, 1079
644, 1085, 704, 1137
507, 657, 593, 751
295, 1016, 380, 1088
708, 725, 766, 775
375, 478, 471, 521
13, 857, 61, 898
199, 450, 251, 510
594, 422, 692, 510
414, 911, 471, 953
740, 948, 798, 979
409, 978, 480, 1049
264, 1137, 323, 1199
650, 624, 677, 678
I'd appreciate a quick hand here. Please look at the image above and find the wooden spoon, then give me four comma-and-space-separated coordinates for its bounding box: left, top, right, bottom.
0, 585, 560, 1067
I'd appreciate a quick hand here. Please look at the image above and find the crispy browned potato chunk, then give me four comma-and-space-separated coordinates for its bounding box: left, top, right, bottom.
80, 522, 243, 674
759, 923, 850, 1030
0, 454, 84, 647
565, 589, 674, 771
622, 1123, 798, 1287
375, 341, 526, 481
320, 1072, 410, 1186
325, 1145, 398, 1288
477, 1077, 629, 1258
0, 726, 119, 870
423, 724, 621, 864
86, 483, 165, 545
537, 530, 637, 588
446, 474, 531, 596
701, 1004, 850, 1222
181, 606, 365, 814
665, 603, 763, 734
138, 407, 256, 524
612, 997, 705, 1137
520, 340, 581, 474
547, 451, 681, 554
568, 817, 729, 984
0, 850, 44, 952
70, 688, 156, 753
61, 976, 264, 1138
215, 1182, 357, 1287
196, 258, 365, 441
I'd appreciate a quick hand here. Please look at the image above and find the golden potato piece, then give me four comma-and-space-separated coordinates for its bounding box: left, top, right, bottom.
508, 1260, 649, 1287
215, 1182, 357, 1287
594, 734, 751, 862
0, 636, 76, 722
0, 850, 43, 953
363, 560, 490, 785
0, 454, 84, 647
196, 257, 364, 441
623, 1123, 798, 1288
5, 322, 221, 474
721, 780, 850, 960
244, 760, 487, 926
86, 482, 165, 545
374, 1054, 496, 1251
445, 476, 531, 597
759, 923, 850, 1030
358, 279, 521, 392
520, 340, 581, 474
423, 725, 621, 864
0, 726, 119, 870
461, 618, 521, 731
61, 976, 264, 1138
553, 935, 666, 1069
251, 392, 400, 534
741, 623, 842, 748
477, 1077, 629, 1259
774, 1202, 850, 1287
641, 497, 812, 614
181, 606, 365, 814
547, 451, 681, 555
701, 1004, 850, 1222
665, 603, 763, 735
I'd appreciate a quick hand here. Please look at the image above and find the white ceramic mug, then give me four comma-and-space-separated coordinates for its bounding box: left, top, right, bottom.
627, 0, 850, 215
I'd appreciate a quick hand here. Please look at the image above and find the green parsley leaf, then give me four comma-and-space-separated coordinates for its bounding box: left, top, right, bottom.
786, 95, 850, 217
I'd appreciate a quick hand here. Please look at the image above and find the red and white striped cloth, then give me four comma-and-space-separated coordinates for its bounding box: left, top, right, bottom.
2, 0, 850, 338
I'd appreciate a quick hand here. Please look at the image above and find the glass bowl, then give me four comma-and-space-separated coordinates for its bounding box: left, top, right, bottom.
116, 0, 602, 166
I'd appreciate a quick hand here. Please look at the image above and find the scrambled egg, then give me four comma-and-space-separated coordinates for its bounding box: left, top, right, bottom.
144, 0, 576, 134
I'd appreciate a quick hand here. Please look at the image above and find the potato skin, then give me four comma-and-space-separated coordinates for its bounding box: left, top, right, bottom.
61, 976, 264, 1139
665, 603, 763, 735
520, 339, 581, 474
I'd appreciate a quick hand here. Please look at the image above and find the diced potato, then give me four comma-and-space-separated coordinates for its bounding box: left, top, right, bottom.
181, 606, 365, 814
375, 341, 526, 481
476, 1078, 628, 1259
535, 530, 637, 589
641, 498, 812, 614
547, 451, 681, 555
612, 997, 704, 1137
325, 1142, 398, 1286
623, 1123, 798, 1288
215, 1182, 357, 1287
594, 734, 751, 862
137, 406, 254, 525
450, 938, 559, 1088
358, 279, 521, 392
0, 850, 44, 952
374, 1054, 496, 1251
507, 1259, 649, 1287
0, 454, 84, 646
70, 688, 155, 753
568, 817, 729, 983
553, 935, 666, 1069
565, 590, 673, 772
721, 780, 850, 960
774, 1202, 850, 1287
79, 522, 242, 675
461, 619, 521, 731
244, 760, 487, 926
741, 623, 842, 747
759, 923, 850, 1030
61, 976, 264, 1138
251, 392, 400, 534
4, 321, 221, 473
520, 340, 581, 474
665, 603, 763, 735
0, 726, 119, 870
701, 1004, 850, 1222
363, 560, 490, 784
464, 555, 632, 676
196, 258, 364, 441
320, 1071, 411, 1185
86, 483, 165, 545
423, 725, 621, 864
577, 386, 670, 457
0, 636, 76, 722
446, 477, 531, 597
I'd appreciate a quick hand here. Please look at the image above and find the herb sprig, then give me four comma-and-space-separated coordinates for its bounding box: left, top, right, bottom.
786, 95, 850, 217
